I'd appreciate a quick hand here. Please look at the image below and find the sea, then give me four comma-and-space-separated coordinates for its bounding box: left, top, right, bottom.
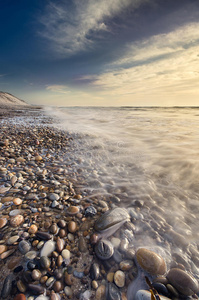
44, 106, 199, 280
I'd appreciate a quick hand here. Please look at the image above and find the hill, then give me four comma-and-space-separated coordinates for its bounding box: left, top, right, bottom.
0, 91, 28, 107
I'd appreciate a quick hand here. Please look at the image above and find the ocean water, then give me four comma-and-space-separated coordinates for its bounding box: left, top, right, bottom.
45, 106, 199, 280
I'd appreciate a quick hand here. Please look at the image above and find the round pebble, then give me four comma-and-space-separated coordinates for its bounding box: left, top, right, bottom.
10, 215, 24, 227
95, 239, 114, 260
13, 198, 23, 205
114, 270, 125, 288
0, 218, 7, 228
136, 248, 167, 275
14, 294, 26, 300
64, 286, 73, 297
67, 205, 79, 215
68, 221, 77, 233
166, 268, 199, 296
28, 224, 38, 234
62, 249, 70, 259
40, 240, 55, 257
40, 256, 51, 269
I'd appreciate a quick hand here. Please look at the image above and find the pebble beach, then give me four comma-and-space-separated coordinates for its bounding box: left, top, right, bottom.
0, 106, 199, 300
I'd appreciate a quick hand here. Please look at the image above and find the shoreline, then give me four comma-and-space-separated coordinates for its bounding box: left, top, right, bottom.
0, 107, 198, 300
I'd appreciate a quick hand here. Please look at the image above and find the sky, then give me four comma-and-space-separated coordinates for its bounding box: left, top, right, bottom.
0, 0, 199, 106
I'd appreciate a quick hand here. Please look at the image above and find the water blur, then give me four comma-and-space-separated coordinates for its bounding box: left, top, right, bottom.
45, 106, 199, 278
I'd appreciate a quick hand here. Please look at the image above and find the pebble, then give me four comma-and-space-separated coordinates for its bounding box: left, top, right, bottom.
62, 249, 70, 259
10, 215, 24, 227
0, 245, 7, 254
120, 260, 134, 271
68, 220, 77, 233
49, 193, 60, 201
78, 236, 88, 252
94, 207, 130, 236
136, 248, 167, 275
64, 286, 73, 297
25, 250, 37, 260
13, 197, 23, 205
14, 294, 26, 300
7, 235, 19, 245
135, 290, 171, 300
90, 263, 100, 280
40, 240, 55, 257
107, 272, 114, 282
67, 205, 79, 215
166, 268, 199, 296
1, 274, 13, 298
28, 224, 38, 234
107, 282, 121, 300
40, 256, 51, 269
111, 237, 121, 248
0, 218, 7, 228
114, 270, 125, 288
95, 239, 114, 260
32, 269, 42, 281
18, 240, 31, 254
95, 285, 106, 300
85, 206, 97, 217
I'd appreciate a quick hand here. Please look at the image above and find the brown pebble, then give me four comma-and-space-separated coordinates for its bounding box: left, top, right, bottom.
13, 198, 23, 205
68, 221, 77, 233
78, 236, 88, 252
96, 285, 106, 300
0, 217, 7, 228
40, 276, 48, 284
14, 294, 26, 300
0, 245, 7, 255
28, 224, 38, 234
67, 206, 79, 215
57, 255, 63, 267
59, 229, 66, 238
64, 272, 73, 285
17, 280, 27, 293
1, 196, 14, 203
56, 237, 64, 252
53, 281, 64, 293
10, 215, 24, 227
0, 249, 15, 259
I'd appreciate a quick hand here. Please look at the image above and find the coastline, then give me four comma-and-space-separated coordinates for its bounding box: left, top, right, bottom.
0, 106, 199, 300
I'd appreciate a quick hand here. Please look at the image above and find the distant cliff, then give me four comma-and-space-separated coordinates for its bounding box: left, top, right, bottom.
0, 91, 29, 106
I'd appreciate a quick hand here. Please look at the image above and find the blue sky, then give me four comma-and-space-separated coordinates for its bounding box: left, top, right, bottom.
1, 0, 199, 106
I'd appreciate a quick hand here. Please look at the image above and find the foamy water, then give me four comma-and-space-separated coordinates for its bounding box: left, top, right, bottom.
46, 106, 199, 280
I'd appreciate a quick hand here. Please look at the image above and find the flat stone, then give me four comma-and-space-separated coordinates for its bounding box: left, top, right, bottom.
18, 240, 31, 254
136, 248, 167, 275
49, 193, 60, 201
114, 270, 125, 288
166, 268, 199, 296
40, 240, 55, 257
135, 290, 171, 300
95, 239, 114, 260
0, 218, 8, 228
10, 215, 24, 227
7, 235, 19, 245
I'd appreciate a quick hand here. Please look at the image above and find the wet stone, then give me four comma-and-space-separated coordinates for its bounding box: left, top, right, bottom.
40, 240, 55, 257
107, 282, 121, 300
7, 235, 19, 245
0, 218, 7, 228
49, 193, 60, 201
90, 263, 100, 280
96, 285, 106, 300
28, 224, 38, 234
85, 206, 97, 217
95, 239, 114, 260
67, 206, 79, 215
136, 248, 167, 275
166, 268, 199, 296
19, 240, 31, 254
25, 251, 37, 260
32, 269, 42, 281
40, 256, 51, 269
68, 220, 77, 233
10, 214, 24, 227
14, 294, 26, 300
114, 270, 125, 288
28, 284, 45, 295
1, 274, 13, 298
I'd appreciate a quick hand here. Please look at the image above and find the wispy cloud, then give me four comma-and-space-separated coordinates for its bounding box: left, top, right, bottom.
80, 22, 199, 100
40, 0, 148, 56
46, 85, 71, 94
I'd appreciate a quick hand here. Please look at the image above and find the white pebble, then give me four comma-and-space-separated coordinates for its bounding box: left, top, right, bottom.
110, 237, 121, 248
62, 249, 70, 259
64, 286, 72, 296
40, 240, 55, 257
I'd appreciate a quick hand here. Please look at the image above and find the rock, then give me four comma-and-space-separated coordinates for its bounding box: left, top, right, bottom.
107, 283, 121, 300
56, 237, 64, 252
49, 193, 60, 201
78, 236, 88, 252
95, 239, 114, 260
0, 218, 7, 228
25, 251, 37, 260
40, 256, 51, 269
40, 240, 55, 257
13, 294, 26, 300
28, 224, 38, 234
95, 285, 106, 300
67, 206, 79, 215
68, 221, 77, 233
135, 290, 171, 300
10, 215, 24, 227
9, 209, 22, 216
94, 207, 130, 237
62, 249, 70, 260
13, 198, 23, 205
36, 231, 52, 240
114, 270, 125, 288
0, 245, 7, 254
85, 206, 97, 217
136, 248, 167, 275
119, 260, 134, 271
32, 269, 42, 281
1, 274, 13, 298
18, 240, 31, 254
166, 268, 199, 296
28, 284, 45, 295
7, 235, 19, 245
90, 263, 100, 280
64, 286, 73, 297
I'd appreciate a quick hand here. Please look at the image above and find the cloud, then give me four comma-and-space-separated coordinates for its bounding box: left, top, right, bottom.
40, 0, 148, 56
46, 84, 71, 94
81, 22, 199, 101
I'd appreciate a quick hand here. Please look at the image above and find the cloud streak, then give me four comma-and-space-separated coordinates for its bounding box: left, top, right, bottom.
40, 0, 148, 56
79, 22, 199, 103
